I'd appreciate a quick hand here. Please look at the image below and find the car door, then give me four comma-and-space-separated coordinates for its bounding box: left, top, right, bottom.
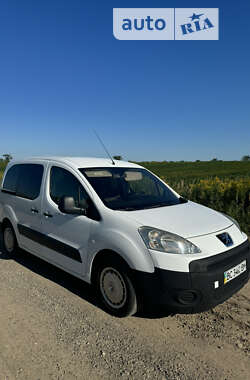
12, 163, 47, 256
40, 164, 93, 276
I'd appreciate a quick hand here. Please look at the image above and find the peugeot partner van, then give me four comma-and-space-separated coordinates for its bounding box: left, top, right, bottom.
0, 157, 249, 317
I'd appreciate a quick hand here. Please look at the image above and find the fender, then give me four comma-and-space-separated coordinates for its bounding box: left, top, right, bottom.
85, 227, 155, 283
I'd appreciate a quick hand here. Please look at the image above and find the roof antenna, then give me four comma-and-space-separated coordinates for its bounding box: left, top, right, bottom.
93, 130, 115, 165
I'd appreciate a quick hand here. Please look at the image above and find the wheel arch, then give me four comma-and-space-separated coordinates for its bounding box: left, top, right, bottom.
90, 249, 131, 285
1, 205, 19, 236
2, 217, 13, 229
1, 215, 20, 247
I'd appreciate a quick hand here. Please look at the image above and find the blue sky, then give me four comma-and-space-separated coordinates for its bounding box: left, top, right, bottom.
0, 1, 249, 161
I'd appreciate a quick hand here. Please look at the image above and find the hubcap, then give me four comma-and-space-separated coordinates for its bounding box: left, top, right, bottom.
100, 267, 127, 309
4, 228, 15, 253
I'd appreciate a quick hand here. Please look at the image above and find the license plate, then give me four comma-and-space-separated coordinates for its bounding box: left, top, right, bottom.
224, 260, 247, 284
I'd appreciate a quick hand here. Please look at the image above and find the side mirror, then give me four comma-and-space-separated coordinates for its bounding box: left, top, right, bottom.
58, 196, 87, 215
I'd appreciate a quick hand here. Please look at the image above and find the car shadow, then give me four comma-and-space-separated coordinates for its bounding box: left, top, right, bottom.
0, 240, 101, 308
0, 238, 171, 319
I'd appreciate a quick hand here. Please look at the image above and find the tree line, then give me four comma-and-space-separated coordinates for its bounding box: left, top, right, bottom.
1, 154, 250, 163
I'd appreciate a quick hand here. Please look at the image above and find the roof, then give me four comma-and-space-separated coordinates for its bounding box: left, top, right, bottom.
16, 156, 142, 169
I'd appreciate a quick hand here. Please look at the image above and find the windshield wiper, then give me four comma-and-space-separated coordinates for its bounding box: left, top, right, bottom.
114, 200, 186, 211
179, 197, 188, 204
139, 202, 178, 210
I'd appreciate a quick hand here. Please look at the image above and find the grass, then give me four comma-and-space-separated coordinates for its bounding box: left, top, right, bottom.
137, 161, 250, 235
0, 165, 6, 185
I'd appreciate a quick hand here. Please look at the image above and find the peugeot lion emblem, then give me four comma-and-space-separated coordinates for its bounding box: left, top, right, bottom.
217, 232, 233, 247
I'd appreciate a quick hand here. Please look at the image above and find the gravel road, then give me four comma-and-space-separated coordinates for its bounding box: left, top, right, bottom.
0, 243, 249, 380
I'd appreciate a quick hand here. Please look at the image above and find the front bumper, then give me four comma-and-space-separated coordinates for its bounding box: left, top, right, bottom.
132, 239, 250, 313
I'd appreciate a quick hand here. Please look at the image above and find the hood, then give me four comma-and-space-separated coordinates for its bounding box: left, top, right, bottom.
120, 201, 232, 238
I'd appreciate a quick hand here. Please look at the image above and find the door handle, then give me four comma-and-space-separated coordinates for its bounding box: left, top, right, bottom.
43, 211, 53, 218
31, 208, 39, 213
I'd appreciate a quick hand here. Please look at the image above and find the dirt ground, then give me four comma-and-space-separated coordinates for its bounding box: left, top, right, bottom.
0, 244, 249, 380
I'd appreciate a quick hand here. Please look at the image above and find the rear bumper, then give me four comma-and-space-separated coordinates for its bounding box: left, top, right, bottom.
132, 239, 250, 313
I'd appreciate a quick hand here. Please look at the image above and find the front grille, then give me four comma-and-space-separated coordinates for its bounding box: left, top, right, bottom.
190, 240, 249, 273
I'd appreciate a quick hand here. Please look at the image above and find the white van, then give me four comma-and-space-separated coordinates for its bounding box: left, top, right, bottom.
0, 157, 249, 317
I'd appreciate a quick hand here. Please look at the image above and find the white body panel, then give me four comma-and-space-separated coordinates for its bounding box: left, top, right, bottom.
40, 162, 93, 276
120, 201, 232, 238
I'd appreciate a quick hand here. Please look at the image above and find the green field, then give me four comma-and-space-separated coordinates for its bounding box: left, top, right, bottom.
0, 160, 7, 179
138, 161, 250, 235
1, 160, 249, 234
138, 160, 250, 181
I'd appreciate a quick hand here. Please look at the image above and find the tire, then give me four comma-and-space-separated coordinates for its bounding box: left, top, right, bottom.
2, 223, 18, 257
95, 259, 137, 317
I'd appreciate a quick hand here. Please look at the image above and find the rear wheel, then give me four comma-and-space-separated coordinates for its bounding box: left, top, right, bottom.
2, 223, 17, 257
96, 260, 137, 317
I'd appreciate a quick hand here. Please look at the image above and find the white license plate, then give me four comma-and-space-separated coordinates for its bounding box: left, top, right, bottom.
224, 260, 247, 284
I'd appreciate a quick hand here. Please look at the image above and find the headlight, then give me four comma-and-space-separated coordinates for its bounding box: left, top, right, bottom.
222, 213, 241, 232
138, 226, 201, 254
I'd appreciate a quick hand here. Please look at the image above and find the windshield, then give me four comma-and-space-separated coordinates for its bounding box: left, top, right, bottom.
80, 167, 186, 211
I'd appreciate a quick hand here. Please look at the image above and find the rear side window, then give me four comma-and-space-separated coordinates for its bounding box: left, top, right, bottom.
2, 165, 20, 193
3, 164, 44, 200
17, 165, 44, 199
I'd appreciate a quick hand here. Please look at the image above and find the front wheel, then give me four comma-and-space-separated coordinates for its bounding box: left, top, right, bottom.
96, 261, 137, 317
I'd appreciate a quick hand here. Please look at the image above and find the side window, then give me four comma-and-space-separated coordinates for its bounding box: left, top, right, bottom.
16, 164, 44, 200
2, 165, 20, 193
50, 166, 89, 208
2, 164, 43, 200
